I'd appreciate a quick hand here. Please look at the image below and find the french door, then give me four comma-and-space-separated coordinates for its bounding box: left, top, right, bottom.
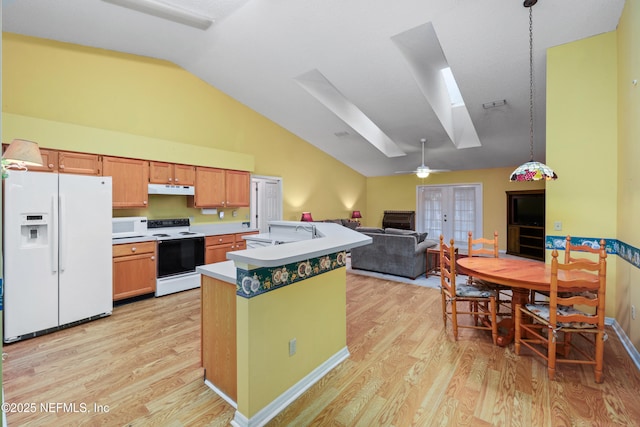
416, 184, 483, 247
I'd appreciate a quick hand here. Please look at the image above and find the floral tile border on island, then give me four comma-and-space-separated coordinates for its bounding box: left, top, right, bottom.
546, 235, 640, 269
235, 251, 348, 299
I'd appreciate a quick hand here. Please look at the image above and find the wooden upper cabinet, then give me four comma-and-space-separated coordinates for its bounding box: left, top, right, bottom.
22, 148, 59, 173
225, 170, 250, 207
190, 166, 226, 208
2, 146, 100, 174
102, 156, 149, 208
149, 161, 195, 185
58, 151, 102, 175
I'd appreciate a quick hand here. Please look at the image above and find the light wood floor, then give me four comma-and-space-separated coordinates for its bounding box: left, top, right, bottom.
3, 274, 640, 426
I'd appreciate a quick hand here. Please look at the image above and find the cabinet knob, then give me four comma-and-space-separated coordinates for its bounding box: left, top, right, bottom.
48, 164, 54, 169
169, 178, 173, 182
151, 256, 155, 260
131, 247, 137, 252
143, 201, 147, 205
60, 165, 65, 169
175, 178, 179, 182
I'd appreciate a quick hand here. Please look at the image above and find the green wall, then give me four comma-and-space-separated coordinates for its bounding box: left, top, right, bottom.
365, 167, 545, 251
1, 33, 367, 224
616, 0, 640, 349
546, 32, 619, 317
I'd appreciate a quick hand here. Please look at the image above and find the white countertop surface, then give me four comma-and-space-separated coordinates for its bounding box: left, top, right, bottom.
197, 221, 371, 283
197, 260, 236, 284
227, 221, 371, 268
112, 236, 157, 245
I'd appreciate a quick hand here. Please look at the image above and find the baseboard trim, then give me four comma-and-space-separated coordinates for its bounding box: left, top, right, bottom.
607, 317, 640, 372
230, 346, 350, 427
204, 379, 237, 409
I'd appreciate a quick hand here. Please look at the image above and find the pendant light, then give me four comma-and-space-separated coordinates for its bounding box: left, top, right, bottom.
510, 0, 557, 182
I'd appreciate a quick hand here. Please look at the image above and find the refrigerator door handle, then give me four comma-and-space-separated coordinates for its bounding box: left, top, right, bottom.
52, 194, 58, 274
59, 194, 66, 272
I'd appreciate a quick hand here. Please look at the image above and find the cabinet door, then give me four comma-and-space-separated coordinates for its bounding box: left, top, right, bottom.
192, 167, 226, 208
4, 145, 58, 172
205, 243, 235, 264
103, 156, 149, 208
113, 252, 156, 300
149, 161, 173, 184
58, 151, 102, 175
225, 170, 250, 207
173, 164, 195, 185
507, 225, 520, 254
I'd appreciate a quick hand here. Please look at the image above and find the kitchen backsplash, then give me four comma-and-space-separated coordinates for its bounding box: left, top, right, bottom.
113, 194, 250, 224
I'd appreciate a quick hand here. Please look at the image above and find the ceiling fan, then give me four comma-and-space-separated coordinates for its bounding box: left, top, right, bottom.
395, 138, 449, 178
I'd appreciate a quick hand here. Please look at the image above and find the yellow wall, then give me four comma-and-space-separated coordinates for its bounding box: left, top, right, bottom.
365, 167, 545, 251
616, 0, 640, 349
236, 268, 346, 417
1, 33, 367, 224
546, 33, 620, 317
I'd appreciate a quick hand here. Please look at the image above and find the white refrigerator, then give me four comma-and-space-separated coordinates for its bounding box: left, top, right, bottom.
3, 171, 113, 343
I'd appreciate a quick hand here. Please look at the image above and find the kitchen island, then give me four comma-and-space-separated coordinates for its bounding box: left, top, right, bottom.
197, 221, 370, 427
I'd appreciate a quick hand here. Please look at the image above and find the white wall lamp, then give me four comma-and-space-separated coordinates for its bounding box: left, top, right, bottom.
1, 139, 44, 179
102, 0, 214, 30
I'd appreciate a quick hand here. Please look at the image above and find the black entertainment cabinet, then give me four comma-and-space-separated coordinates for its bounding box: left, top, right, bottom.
506, 190, 545, 261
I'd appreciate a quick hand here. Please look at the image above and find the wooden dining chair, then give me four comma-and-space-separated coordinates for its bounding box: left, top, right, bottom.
467, 231, 511, 314
440, 235, 498, 345
530, 235, 603, 303
515, 244, 607, 383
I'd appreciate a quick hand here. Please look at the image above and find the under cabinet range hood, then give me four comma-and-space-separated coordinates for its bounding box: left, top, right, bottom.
148, 183, 195, 195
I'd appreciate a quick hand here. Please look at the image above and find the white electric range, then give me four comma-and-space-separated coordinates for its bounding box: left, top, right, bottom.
144, 218, 205, 297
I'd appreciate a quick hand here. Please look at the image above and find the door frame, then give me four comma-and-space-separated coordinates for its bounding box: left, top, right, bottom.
250, 175, 283, 233
416, 183, 483, 246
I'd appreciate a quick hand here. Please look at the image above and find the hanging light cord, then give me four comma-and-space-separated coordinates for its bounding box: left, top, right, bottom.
528, 6, 535, 162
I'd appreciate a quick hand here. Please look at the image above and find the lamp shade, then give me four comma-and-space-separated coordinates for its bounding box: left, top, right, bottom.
300, 212, 313, 222
509, 161, 557, 182
2, 139, 44, 166
351, 210, 362, 219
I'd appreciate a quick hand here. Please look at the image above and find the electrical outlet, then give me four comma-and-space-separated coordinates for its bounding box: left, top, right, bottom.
554, 221, 562, 231
289, 338, 297, 356
632, 305, 637, 320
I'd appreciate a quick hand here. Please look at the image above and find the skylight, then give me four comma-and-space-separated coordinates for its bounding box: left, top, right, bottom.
441, 67, 464, 107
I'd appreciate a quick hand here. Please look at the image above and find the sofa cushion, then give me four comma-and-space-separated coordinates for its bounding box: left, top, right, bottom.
356, 227, 385, 234
384, 227, 428, 242
340, 219, 359, 229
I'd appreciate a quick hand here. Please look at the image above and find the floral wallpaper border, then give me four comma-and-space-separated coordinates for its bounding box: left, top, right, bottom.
235, 251, 348, 299
546, 235, 640, 269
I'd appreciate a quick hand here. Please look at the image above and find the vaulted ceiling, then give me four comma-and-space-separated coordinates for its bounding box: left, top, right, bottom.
2, 0, 625, 176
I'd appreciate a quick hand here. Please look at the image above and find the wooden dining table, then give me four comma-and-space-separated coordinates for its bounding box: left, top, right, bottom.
456, 256, 599, 346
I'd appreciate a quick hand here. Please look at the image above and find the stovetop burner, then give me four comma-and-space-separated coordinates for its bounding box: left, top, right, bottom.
144, 218, 204, 241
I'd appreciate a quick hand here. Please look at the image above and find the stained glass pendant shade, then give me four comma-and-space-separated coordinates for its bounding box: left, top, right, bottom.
509, 0, 557, 182
510, 161, 557, 182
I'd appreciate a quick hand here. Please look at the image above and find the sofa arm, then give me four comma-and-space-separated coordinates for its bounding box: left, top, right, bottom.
415, 239, 438, 255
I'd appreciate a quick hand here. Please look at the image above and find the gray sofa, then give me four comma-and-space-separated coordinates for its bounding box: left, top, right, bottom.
350, 227, 438, 279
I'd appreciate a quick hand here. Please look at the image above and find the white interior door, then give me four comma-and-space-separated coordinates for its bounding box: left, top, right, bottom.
251, 176, 283, 233
417, 184, 483, 247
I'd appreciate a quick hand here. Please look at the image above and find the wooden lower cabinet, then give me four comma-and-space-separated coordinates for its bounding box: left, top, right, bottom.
205, 232, 258, 264
202, 276, 237, 401
113, 241, 156, 301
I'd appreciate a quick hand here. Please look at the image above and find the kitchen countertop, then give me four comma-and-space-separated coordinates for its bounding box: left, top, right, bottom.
190, 222, 258, 236
112, 236, 157, 245
197, 260, 236, 284
197, 221, 371, 283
